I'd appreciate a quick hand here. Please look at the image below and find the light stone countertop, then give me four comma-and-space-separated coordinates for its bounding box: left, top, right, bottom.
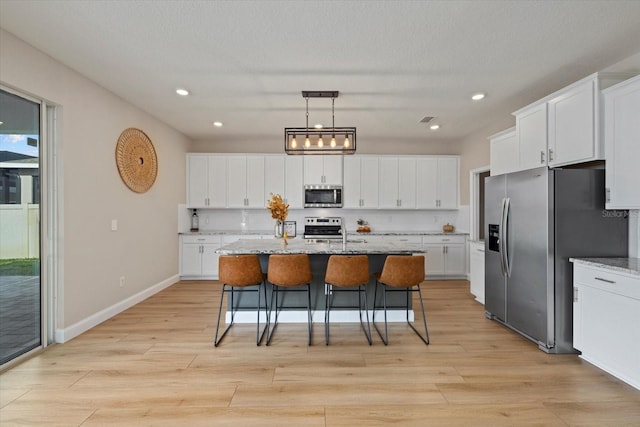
181, 229, 468, 236
570, 257, 640, 277
216, 238, 425, 255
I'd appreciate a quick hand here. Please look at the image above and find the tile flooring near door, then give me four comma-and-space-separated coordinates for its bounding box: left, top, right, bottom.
1, 281, 640, 426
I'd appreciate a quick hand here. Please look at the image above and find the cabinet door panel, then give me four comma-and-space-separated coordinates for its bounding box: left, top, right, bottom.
323, 155, 343, 185
490, 130, 518, 176
245, 156, 265, 208
424, 244, 445, 275
548, 81, 594, 166
227, 156, 247, 208
201, 244, 220, 277
379, 157, 399, 208
437, 158, 459, 209
605, 76, 640, 209
397, 158, 416, 209
581, 284, 638, 381
265, 156, 285, 202
208, 156, 227, 208
416, 157, 437, 209
343, 156, 361, 208
360, 157, 379, 208
181, 243, 203, 276
303, 156, 324, 184
517, 103, 547, 171
187, 155, 209, 207
444, 245, 466, 275
285, 156, 304, 208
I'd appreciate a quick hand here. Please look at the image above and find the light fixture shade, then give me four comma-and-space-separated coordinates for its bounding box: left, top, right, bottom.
285, 90, 355, 155
285, 127, 356, 155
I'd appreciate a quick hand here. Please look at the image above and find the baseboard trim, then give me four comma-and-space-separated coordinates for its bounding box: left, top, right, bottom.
55, 274, 179, 343
226, 309, 414, 324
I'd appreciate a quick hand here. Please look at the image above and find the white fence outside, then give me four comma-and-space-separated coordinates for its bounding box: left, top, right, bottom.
0, 204, 39, 259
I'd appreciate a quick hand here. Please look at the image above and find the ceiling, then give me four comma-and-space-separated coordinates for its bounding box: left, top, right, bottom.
1, 1, 640, 148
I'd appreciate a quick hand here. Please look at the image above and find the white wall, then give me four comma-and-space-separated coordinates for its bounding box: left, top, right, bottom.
0, 29, 191, 340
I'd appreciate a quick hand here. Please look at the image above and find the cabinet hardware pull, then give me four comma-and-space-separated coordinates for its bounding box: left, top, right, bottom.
442, 238, 450, 241
594, 277, 616, 284
540, 151, 545, 164
573, 287, 578, 302
549, 149, 554, 161
605, 188, 611, 203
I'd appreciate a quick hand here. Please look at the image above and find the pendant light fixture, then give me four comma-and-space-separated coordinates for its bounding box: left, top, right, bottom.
285, 91, 356, 155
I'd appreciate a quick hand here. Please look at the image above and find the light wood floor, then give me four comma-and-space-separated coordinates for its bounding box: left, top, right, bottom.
1, 280, 640, 426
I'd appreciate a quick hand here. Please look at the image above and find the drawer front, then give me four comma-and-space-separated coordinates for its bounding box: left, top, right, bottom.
222, 234, 263, 244
423, 235, 466, 245
574, 264, 640, 300
182, 235, 221, 245
384, 235, 423, 244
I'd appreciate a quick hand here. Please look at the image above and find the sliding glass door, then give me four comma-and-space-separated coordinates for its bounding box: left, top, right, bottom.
0, 88, 42, 365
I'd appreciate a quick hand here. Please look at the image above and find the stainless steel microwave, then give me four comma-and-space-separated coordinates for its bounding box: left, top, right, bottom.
304, 185, 343, 208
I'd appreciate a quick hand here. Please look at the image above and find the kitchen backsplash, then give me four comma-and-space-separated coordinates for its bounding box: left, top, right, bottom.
178, 204, 470, 235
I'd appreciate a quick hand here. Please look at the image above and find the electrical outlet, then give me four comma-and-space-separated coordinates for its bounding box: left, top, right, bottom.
119, 276, 125, 288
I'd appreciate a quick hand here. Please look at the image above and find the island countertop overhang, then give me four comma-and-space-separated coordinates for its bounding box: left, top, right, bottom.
215, 238, 424, 255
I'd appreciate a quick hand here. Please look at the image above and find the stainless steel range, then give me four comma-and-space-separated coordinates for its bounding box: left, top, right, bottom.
304, 217, 343, 240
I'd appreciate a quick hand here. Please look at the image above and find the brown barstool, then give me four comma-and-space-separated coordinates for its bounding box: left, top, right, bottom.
215, 255, 268, 346
373, 255, 429, 345
324, 255, 372, 345
266, 254, 313, 346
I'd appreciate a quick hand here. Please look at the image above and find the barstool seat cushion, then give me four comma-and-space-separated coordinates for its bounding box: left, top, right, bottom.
267, 254, 312, 287
375, 256, 425, 288
325, 255, 370, 287
219, 255, 265, 286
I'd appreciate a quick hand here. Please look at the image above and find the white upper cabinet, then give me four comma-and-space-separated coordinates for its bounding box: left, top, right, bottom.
514, 102, 548, 171
285, 156, 304, 208
187, 154, 227, 208
343, 156, 379, 209
264, 155, 286, 203
416, 157, 459, 209
379, 157, 416, 209
489, 127, 518, 176
304, 155, 343, 185
511, 73, 634, 173
227, 155, 265, 208
547, 79, 596, 167
604, 74, 640, 209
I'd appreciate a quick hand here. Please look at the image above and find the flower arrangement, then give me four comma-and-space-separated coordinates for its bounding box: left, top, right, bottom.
267, 193, 289, 222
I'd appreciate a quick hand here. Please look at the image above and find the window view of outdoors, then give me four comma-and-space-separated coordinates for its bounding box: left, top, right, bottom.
0, 89, 41, 365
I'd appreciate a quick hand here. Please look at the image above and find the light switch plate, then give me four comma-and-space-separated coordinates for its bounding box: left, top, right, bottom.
111, 219, 118, 231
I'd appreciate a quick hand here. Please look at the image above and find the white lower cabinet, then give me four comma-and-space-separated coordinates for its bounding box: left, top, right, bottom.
180, 235, 222, 279
469, 241, 485, 304
422, 235, 466, 278
572, 262, 640, 390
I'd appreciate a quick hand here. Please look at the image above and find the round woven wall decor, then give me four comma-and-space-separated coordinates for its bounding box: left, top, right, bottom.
115, 128, 158, 193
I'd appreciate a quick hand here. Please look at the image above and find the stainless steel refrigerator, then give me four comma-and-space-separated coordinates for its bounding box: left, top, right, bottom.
484, 167, 628, 353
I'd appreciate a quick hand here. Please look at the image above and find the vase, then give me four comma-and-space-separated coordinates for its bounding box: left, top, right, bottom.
274, 220, 284, 238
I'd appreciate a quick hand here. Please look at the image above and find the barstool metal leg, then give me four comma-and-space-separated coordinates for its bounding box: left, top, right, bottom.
405, 284, 429, 345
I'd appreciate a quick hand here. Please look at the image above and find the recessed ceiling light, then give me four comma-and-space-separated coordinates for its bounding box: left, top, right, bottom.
314, 124, 323, 129
430, 124, 440, 130
471, 93, 486, 101
176, 88, 190, 96
213, 121, 223, 127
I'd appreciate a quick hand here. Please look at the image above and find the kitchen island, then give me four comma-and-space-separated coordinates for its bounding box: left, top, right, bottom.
215, 238, 424, 323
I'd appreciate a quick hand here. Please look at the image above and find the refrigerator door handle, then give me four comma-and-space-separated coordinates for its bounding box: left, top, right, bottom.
498, 197, 507, 276
503, 197, 512, 277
